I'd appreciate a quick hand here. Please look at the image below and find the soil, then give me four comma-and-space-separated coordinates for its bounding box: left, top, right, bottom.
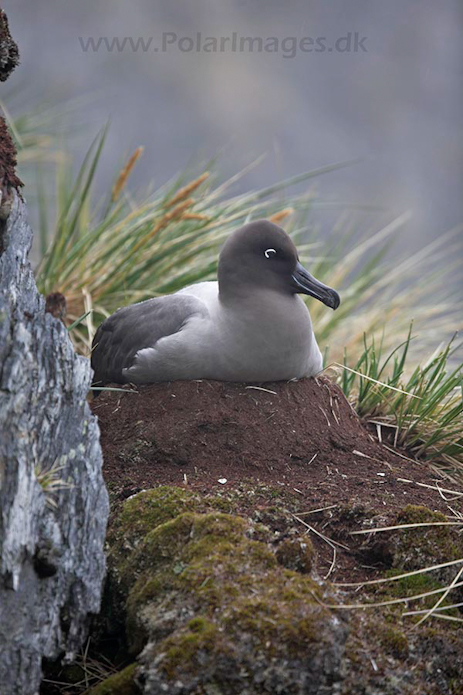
92, 376, 462, 583
0, 118, 23, 196
0, 10, 22, 209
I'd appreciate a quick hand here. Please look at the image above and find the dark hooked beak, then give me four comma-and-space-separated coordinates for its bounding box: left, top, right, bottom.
291, 262, 340, 310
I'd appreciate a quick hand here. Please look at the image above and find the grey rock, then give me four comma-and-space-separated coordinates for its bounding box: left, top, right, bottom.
0, 195, 109, 695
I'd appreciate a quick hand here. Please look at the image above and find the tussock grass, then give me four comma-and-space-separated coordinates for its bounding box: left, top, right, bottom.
0, 97, 65, 167
7, 101, 463, 473
32, 129, 351, 351
337, 328, 463, 475
35, 461, 72, 508
30, 129, 462, 366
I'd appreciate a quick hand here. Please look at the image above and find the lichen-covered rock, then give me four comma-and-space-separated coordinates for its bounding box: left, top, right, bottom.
105, 487, 348, 695
0, 195, 109, 694
86, 663, 140, 694
356, 504, 463, 616
391, 505, 463, 579
275, 536, 314, 573
96, 490, 463, 695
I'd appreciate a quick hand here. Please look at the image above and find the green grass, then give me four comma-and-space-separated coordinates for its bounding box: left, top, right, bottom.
0, 97, 65, 167
29, 127, 353, 351
35, 461, 72, 508
20, 125, 460, 364
338, 326, 463, 475
6, 99, 462, 476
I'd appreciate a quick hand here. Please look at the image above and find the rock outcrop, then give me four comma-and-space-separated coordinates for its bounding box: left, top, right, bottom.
0, 193, 109, 693
88, 488, 463, 695
95, 486, 347, 695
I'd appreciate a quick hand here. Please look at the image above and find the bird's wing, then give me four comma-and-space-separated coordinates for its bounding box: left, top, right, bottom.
91, 294, 209, 385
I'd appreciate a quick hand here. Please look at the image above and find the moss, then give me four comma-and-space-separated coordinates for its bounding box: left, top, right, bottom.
124, 511, 277, 621
377, 626, 409, 659
275, 536, 314, 573
204, 494, 235, 513
385, 568, 443, 598
390, 504, 462, 581
187, 511, 252, 549
108, 486, 271, 569
106, 493, 338, 682
108, 489, 207, 589
85, 663, 139, 695
224, 590, 328, 653
108, 484, 299, 564
110, 486, 198, 550
396, 504, 447, 525
161, 616, 222, 678
389, 573, 461, 623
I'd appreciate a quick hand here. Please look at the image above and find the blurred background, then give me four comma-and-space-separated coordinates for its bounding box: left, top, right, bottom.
2, 0, 462, 467
4, 0, 463, 258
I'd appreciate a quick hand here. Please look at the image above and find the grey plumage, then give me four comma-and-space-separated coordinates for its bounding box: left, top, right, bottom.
91, 220, 340, 385
91, 294, 207, 385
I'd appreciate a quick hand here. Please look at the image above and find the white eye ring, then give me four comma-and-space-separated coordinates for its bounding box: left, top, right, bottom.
264, 248, 277, 259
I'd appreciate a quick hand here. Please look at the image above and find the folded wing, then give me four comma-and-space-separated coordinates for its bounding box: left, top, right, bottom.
91, 294, 208, 385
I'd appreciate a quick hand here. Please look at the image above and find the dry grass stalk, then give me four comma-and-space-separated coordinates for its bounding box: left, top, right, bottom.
129, 197, 195, 258
268, 207, 294, 225
163, 171, 210, 209
111, 146, 144, 202
182, 212, 211, 221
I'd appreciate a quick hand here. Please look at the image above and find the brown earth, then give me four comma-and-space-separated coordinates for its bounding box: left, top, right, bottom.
91, 376, 461, 583
0, 118, 23, 196
0, 9, 22, 210
0, 9, 20, 82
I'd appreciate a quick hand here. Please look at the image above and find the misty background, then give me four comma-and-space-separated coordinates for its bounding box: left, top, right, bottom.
4, 0, 463, 264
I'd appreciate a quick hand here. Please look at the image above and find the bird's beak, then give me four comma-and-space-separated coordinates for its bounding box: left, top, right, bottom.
291, 262, 340, 310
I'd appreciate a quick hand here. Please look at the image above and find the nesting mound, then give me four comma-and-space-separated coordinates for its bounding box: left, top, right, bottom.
92, 377, 447, 516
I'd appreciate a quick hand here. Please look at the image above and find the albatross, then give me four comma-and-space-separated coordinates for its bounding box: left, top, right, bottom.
91, 220, 340, 385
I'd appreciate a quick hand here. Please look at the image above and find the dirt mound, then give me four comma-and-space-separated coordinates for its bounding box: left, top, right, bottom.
92, 376, 449, 516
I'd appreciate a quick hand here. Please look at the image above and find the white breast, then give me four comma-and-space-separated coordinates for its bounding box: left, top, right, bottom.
124, 281, 323, 383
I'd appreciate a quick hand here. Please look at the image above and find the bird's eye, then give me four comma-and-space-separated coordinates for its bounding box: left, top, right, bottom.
264, 248, 277, 259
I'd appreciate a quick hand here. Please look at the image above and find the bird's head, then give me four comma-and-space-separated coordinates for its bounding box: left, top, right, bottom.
218, 219, 340, 309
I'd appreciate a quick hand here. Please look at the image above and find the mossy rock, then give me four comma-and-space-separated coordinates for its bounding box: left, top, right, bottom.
377, 626, 409, 659
275, 536, 314, 573
106, 488, 347, 694
390, 505, 463, 587
100, 489, 463, 694
108, 487, 200, 566
85, 663, 140, 695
